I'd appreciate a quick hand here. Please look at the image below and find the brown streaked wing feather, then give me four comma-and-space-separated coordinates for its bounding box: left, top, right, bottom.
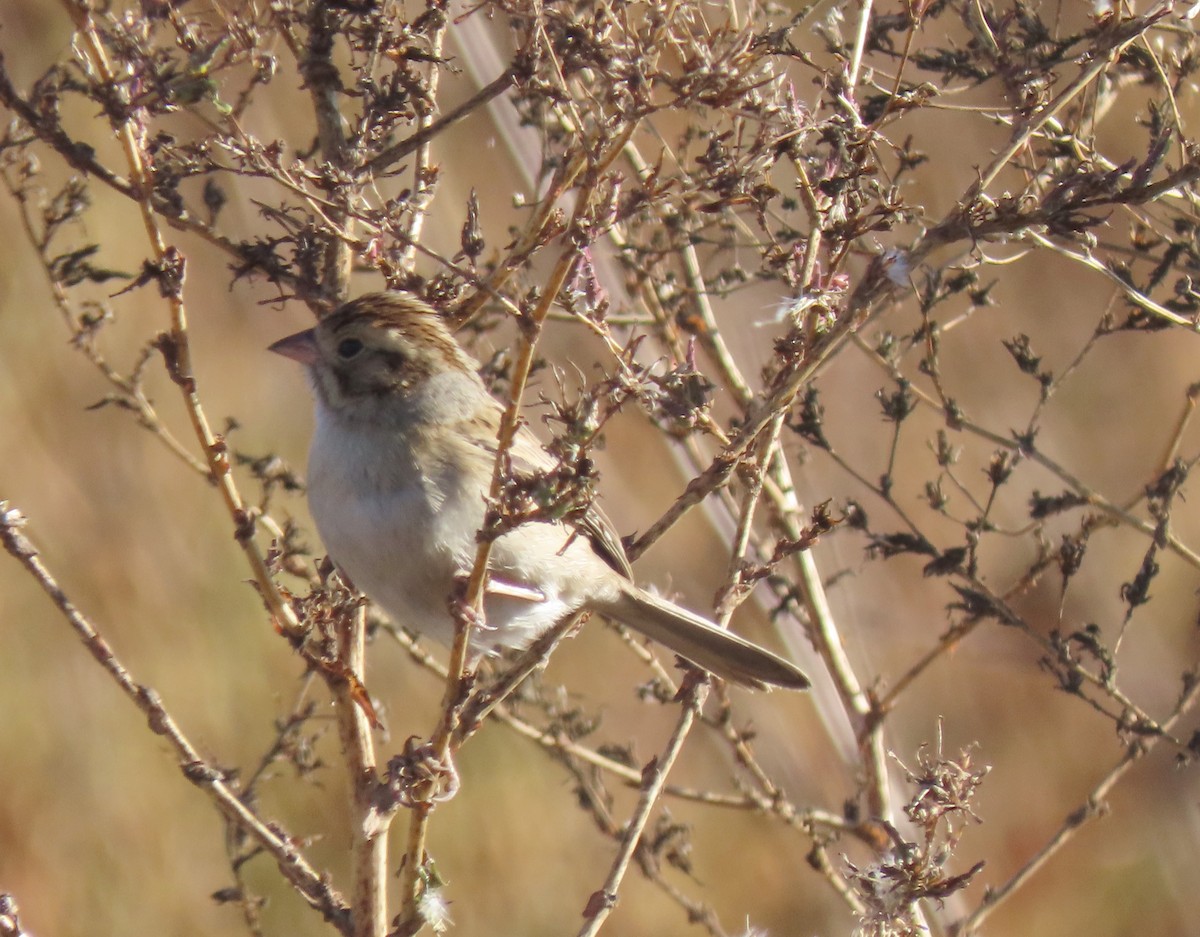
575, 501, 635, 580
463, 404, 635, 581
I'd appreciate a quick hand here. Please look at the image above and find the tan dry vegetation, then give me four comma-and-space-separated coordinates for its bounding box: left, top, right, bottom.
3, 2, 1200, 937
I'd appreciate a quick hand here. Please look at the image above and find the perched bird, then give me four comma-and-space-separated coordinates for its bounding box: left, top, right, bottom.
270, 292, 809, 690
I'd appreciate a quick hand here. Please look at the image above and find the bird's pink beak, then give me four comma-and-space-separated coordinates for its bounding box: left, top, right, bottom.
268, 328, 319, 365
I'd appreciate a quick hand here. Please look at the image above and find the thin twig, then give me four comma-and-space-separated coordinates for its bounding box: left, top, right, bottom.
951, 669, 1200, 935
360, 67, 517, 177
0, 503, 350, 934
60, 0, 301, 639
575, 681, 708, 937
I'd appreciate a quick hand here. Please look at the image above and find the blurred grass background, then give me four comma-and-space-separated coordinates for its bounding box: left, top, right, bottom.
3, 2, 1200, 936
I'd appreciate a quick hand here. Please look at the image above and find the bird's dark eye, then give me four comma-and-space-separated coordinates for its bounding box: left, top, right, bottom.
336, 337, 364, 359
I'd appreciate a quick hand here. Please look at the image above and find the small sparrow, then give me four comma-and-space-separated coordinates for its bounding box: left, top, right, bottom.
270, 292, 809, 690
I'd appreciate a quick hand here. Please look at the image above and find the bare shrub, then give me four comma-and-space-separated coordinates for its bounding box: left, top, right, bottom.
2, 1, 1199, 935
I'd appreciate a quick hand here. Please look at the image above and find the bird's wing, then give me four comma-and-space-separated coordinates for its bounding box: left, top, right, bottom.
462, 402, 636, 582
573, 501, 635, 580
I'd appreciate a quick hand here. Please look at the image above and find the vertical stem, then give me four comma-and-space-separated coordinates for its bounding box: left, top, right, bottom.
846, 0, 875, 92
334, 606, 387, 937
303, 0, 355, 299
395, 245, 585, 932
397, 1, 449, 273
297, 6, 384, 933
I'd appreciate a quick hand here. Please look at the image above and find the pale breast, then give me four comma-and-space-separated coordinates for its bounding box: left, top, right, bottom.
305, 404, 624, 653
307, 409, 468, 642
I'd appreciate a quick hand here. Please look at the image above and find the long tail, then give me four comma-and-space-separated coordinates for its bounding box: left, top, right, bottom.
594, 583, 809, 690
